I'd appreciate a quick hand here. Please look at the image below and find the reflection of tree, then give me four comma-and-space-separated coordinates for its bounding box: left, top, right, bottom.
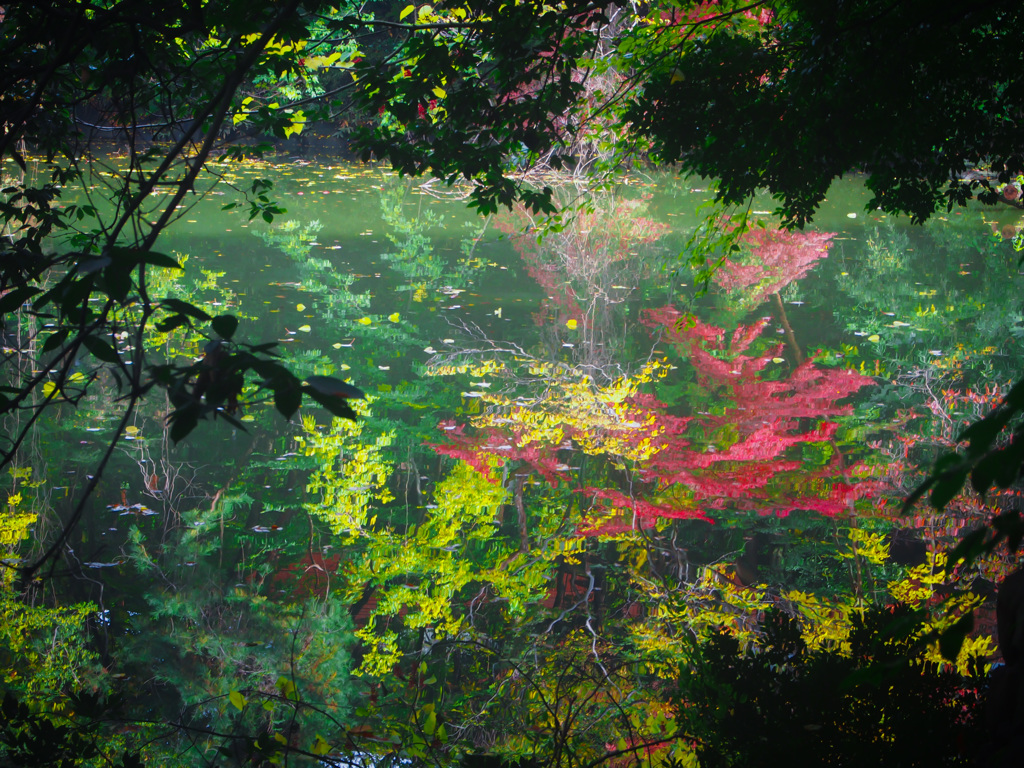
379, 177, 490, 303
494, 194, 669, 367
633, 307, 879, 521
715, 226, 834, 307
119, 502, 357, 765
826, 219, 1024, 583
714, 226, 835, 363
428, 308, 877, 532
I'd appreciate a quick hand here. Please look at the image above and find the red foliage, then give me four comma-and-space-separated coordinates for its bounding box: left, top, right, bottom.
428, 305, 880, 534
630, 306, 880, 521
714, 227, 835, 305
430, 420, 567, 486
271, 551, 341, 600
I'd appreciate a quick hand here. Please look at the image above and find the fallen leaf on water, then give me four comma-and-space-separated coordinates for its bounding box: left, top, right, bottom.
388, 312, 400, 322
296, 303, 306, 311
868, 334, 880, 342
298, 325, 311, 332
356, 317, 373, 325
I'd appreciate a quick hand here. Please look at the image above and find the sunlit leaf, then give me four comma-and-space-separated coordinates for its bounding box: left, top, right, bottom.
312, 735, 331, 756
388, 312, 400, 322
229, 690, 246, 711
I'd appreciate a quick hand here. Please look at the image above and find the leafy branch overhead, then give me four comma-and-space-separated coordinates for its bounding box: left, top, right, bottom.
905, 379, 1024, 568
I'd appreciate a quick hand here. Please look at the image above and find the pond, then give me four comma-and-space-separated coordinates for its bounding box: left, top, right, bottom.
5, 157, 1024, 764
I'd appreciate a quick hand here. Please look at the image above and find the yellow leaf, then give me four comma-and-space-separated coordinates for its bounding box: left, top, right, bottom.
229, 690, 246, 711
313, 735, 331, 756
388, 312, 400, 322
333, 343, 342, 349
431, 86, 446, 99
125, 425, 140, 435
566, 319, 577, 329
868, 334, 880, 342
282, 110, 306, 139
296, 303, 306, 311
356, 317, 373, 325
298, 325, 311, 332
399, 4, 416, 20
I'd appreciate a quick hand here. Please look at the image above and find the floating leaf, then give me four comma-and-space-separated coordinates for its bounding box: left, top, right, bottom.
388, 312, 400, 322
356, 317, 373, 325
125, 426, 140, 435
296, 303, 306, 311
298, 325, 311, 332
867, 334, 880, 342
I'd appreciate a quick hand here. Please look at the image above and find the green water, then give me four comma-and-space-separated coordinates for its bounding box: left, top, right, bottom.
8, 157, 1024, 763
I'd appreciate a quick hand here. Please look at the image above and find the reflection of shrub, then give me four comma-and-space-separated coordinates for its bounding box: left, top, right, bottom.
676, 607, 986, 768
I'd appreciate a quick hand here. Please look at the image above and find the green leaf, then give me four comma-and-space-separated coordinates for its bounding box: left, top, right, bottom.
169, 404, 200, 444
105, 248, 181, 271
160, 298, 211, 321
229, 690, 247, 711
273, 383, 301, 419
945, 528, 990, 572
929, 469, 967, 511
82, 335, 120, 363
41, 328, 70, 353
960, 413, 1010, 456
155, 314, 190, 333
211, 315, 239, 340
0, 285, 41, 313
275, 676, 298, 701
303, 388, 358, 420
938, 613, 973, 662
